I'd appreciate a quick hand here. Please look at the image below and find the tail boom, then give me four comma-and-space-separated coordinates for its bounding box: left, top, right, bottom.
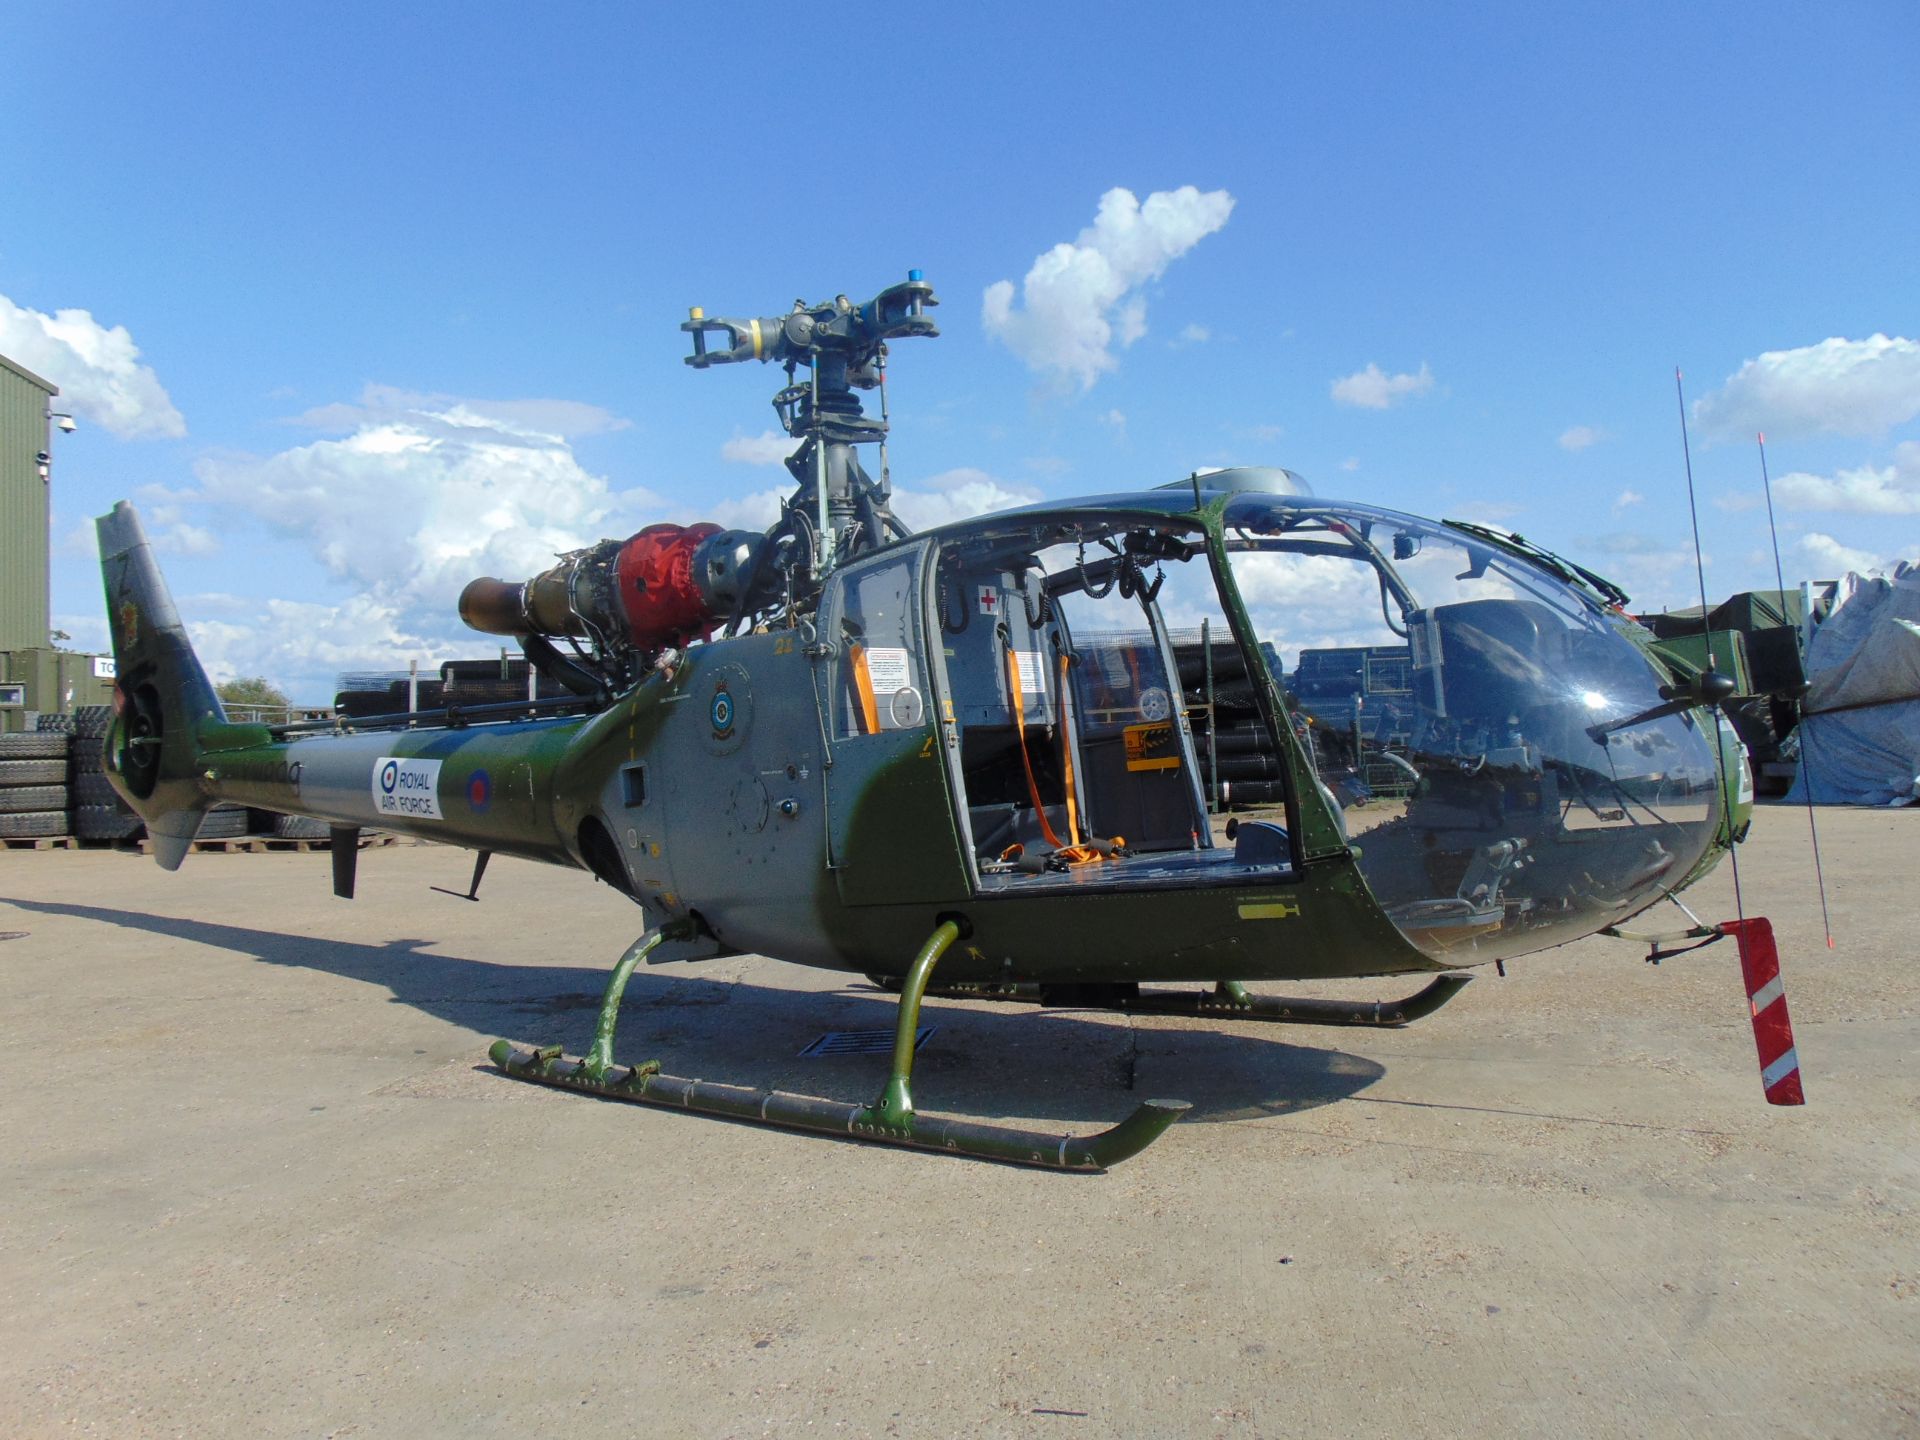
97, 500, 585, 870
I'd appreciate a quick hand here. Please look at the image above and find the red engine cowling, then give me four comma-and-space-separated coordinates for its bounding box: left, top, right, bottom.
611, 523, 722, 651
459, 520, 761, 656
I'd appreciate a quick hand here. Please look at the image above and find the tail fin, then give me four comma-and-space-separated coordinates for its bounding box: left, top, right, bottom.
97, 501, 228, 870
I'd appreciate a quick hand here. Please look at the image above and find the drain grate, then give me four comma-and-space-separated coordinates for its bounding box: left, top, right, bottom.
799, 1026, 935, 1058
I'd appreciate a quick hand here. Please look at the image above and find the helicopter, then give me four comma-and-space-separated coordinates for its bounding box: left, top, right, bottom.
94, 271, 1800, 1171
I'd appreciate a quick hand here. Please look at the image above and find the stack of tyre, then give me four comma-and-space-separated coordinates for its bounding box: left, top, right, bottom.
258, 809, 329, 841
194, 803, 251, 840
0, 724, 72, 840
52, 706, 143, 841
16, 708, 283, 845
69, 706, 256, 841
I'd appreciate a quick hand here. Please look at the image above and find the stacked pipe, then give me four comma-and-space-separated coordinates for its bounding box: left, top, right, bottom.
1173, 634, 1290, 806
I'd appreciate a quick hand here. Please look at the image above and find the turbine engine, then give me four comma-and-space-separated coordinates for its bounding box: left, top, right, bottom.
459, 523, 768, 668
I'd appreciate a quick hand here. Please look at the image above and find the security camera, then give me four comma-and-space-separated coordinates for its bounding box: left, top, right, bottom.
54, 414, 76, 433
35, 450, 50, 464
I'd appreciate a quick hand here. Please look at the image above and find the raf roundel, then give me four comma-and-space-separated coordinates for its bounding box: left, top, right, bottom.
467, 769, 492, 814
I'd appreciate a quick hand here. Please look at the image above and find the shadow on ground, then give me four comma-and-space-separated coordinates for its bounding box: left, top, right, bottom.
1, 895, 1385, 1125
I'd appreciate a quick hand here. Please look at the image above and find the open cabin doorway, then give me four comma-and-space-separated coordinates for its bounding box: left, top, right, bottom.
924, 513, 1300, 893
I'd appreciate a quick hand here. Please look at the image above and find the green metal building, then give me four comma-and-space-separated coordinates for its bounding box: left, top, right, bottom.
1, 351, 56, 651
1, 350, 113, 730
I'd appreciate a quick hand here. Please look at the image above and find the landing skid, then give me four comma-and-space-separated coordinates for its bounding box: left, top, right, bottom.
491, 921, 1189, 1171
870, 973, 1474, 1028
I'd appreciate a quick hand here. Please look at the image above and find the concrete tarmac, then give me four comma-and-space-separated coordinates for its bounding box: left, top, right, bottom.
2, 805, 1915, 1438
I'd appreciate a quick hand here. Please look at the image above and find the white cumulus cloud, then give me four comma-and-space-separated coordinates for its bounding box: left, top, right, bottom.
1693, 335, 1920, 441
1559, 424, 1606, 451
692, 467, 1042, 537
132, 484, 221, 556
181, 591, 449, 690
1771, 440, 1920, 514
0, 292, 185, 438
84, 389, 666, 699
1798, 531, 1908, 577
1582, 533, 1709, 609
891, 468, 1042, 532
982, 185, 1235, 390
697, 487, 786, 532
1330, 362, 1434, 410
184, 395, 662, 694
720, 430, 798, 466
1613, 489, 1644, 514
290, 384, 629, 438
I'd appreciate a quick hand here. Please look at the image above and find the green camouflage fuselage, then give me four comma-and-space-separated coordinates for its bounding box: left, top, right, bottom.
101, 490, 1747, 989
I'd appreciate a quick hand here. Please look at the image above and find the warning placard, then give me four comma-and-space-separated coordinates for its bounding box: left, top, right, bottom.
1012, 651, 1046, 696
864, 646, 911, 694
1123, 722, 1181, 772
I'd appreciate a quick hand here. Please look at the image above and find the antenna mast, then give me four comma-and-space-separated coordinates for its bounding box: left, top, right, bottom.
1674, 368, 1745, 920
1757, 432, 1835, 948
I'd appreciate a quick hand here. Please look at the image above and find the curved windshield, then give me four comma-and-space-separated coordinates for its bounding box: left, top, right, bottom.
1220, 495, 1723, 963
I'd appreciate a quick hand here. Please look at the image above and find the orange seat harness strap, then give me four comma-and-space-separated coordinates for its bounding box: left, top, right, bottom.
1058, 650, 1083, 848
994, 633, 1121, 868
848, 642, 881, 736
1004, 642, 1068, 852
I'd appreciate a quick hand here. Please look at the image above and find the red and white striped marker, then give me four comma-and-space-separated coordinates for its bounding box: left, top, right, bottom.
1722, 917, 1805, 1106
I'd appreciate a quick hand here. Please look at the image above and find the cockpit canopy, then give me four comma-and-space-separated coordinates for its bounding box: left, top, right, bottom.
819, 491, 1725, 966
1214, 495, 1724, 958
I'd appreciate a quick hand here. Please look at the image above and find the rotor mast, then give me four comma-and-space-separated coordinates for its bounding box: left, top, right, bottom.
682, 271, 939, 590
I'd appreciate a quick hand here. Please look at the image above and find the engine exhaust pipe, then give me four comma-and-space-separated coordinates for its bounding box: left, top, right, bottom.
457, 578, 531, 637
458, 570, 587, 638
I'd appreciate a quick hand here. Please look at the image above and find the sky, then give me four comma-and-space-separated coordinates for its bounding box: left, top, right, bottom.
2, 2, 1915, 700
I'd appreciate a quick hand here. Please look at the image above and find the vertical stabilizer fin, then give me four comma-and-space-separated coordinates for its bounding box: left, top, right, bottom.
96, 501, 227, 863
146, 813, 208, 873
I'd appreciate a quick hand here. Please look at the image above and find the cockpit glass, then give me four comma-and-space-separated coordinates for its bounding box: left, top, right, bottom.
1219, 495, 1725, 963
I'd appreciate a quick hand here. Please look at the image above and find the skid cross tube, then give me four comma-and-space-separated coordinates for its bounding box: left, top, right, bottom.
1178, 975, 1472, 1026
489, 920, 1190, 1170
878, 973, 1473, 1027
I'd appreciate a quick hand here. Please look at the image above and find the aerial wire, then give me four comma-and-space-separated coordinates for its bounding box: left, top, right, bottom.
1674, 368, 1745, 921
1757, 431, 1836, 948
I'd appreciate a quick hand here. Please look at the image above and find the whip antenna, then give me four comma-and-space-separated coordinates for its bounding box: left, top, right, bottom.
1675, 368, 1745, 919
1758, 432, 1835, 948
